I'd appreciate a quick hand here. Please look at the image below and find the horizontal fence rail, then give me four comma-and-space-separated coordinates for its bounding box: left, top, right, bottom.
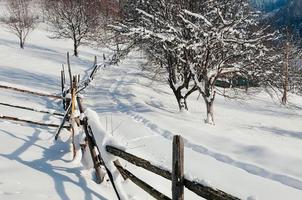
113, 160, 171, 200
0, 115, 69, 128
106, 145, 240, 200
0, 102, 64, 116
0, 84, 63, 99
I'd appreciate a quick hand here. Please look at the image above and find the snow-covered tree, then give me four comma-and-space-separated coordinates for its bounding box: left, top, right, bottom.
115, 0, 200, 111
116, 0, 275, 122
43, 0, 104, 57
1, 0, 36, 49
178, 0, 275, 124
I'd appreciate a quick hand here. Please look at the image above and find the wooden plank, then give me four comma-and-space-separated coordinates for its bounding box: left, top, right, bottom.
54, 104, 71, 140
0, 102, 64, 116
67, 52, 72, 88
77, 96, 105, 184
62, 64, 66, 85
69, 76, 77, 158
88, 127, 121, 200
113, 160, 171, 200
0, 84, 62, 99
106, 145, 240, 200
76, 56, 100, 93
183, 180, 241, 200
106, 145, 171, 180
61, 65, 67, 110
61, 70, 64, 94
71, 76, 77, 114
172, 135, 184, 200
82, 117, 105, 184
0, 115, 68, 128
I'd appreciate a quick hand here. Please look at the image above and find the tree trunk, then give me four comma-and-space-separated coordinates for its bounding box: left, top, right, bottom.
281, 86, 287, 105
169, 79, 189, 111
20, 39, 24, 49
177, 96, 188, 111
202, 89, 216, 125
204, 99, 214, 124
282, 42, 289, 105
74, 42, 79, 57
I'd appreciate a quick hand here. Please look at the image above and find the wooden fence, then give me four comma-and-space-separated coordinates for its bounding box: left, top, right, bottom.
106, 141, 240, 200
57, 52, 241, 200
0, 52, 242, 200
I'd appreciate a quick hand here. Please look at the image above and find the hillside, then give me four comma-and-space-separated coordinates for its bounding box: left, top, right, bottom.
251, 0, 287, 11
251, 0, 302, 38
1, 18, 302, 200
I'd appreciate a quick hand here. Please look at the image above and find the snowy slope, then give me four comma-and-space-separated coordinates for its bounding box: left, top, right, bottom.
83, 54, 302, 200
0, 25, 118, 200
1, 17, 302, 200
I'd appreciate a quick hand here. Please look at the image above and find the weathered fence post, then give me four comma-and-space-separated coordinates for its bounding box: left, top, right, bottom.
71, 75, 77, 114
61, 69, 66, 110
76, 96, 105, 184
172, 135, 184, 200
70, 75, 78, 158
62, 64, 66, 84
61, 70, 64, 93
67, 52, 72, 88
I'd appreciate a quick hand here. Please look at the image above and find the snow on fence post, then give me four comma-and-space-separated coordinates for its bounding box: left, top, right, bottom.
172, 135, 184, 200
76, 96, 105, 184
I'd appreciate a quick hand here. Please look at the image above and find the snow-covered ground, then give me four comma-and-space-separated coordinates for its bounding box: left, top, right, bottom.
1, 19, 302, 200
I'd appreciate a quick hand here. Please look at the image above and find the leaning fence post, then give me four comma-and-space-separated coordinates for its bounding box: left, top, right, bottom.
172, 135, 184, 200
77, 96, 105, 184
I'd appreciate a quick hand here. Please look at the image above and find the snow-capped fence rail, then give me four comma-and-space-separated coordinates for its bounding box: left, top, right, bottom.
106, 144, 240, 200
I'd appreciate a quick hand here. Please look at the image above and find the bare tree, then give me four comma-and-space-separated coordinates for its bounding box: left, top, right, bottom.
44, 0, 104, 57
1, 0, 36, 49
278, 30, 302, 105
282, 42, 290, 104
263, 38, 302, 105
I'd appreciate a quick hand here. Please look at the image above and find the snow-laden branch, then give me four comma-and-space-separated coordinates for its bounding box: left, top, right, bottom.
183, 9, 212, 27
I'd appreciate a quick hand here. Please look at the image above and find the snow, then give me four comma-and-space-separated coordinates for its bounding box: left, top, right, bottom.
83, 56, 302, 199
85, 108, 129, 200
183, 9, 213, 27
0, 7, 302, 200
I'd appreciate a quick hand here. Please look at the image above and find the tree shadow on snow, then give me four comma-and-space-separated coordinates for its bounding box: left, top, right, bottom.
0, 38, 95, 72
0, 120, 107, 200
0, 65, 60, 92
251, 125, 302, 140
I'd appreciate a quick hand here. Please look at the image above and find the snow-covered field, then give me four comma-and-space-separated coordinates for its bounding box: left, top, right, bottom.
1, 20, 302, 200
